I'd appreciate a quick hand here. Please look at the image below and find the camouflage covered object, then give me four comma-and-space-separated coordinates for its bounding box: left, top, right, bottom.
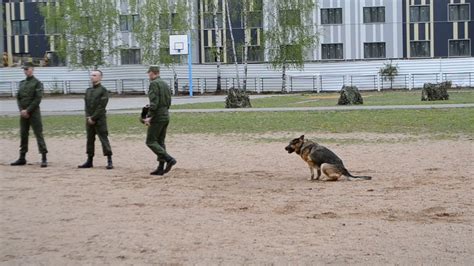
225, 88, 252, 108
421, 81, 450, 101
337, 86, 364, 105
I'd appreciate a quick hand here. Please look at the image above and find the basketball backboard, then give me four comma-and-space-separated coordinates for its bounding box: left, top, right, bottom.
169, 35, 189, 55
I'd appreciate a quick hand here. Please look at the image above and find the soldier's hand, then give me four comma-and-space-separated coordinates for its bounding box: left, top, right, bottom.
144, 117, 151, 126
87, 117, 96, 125
20, 110, 30, 119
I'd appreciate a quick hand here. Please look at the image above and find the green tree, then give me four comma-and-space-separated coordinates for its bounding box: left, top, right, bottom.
41, 0, 189, 74
264, 0, 318, 92
41, 0, 119, 68
225, 0, 240, 89
379, 61, 399, 90
242, 0, 263, 91
212, 0, 223, 93
130, 0, 189, 92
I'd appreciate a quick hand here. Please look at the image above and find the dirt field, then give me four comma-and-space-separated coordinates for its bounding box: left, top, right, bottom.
1, 134, 473, 264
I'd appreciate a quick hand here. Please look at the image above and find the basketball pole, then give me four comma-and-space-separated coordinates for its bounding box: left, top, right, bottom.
185, 0, 193, 97
188, 33, 193, 97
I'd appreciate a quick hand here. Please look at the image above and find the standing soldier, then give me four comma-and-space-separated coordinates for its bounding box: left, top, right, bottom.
78, 70, 113, 169
11, 62, 48, 167
143, 66, 177, 175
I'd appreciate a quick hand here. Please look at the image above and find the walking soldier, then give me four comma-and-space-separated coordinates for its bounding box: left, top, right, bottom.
143, 66, 177, 175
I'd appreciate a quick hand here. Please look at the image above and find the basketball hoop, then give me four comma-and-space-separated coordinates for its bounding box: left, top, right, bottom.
169, 35, 189, 55
174, 42, 184, 54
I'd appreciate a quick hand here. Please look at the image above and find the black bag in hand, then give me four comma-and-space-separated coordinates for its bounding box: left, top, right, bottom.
140, 105, 150, 123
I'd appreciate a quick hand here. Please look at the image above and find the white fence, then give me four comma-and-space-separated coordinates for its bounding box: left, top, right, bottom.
1, 72, 472, 96
1, 57, 473, 96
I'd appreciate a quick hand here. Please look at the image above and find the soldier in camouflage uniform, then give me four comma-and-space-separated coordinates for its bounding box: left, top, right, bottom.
144, 66, 176, 175
78, 70, 113, 169
11, 62, 48, 167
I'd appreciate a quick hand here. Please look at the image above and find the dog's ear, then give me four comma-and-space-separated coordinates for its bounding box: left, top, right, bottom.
299, 135, 305, 140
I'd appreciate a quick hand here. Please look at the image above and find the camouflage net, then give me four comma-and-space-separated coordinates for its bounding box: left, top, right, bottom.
421, 81, 450, 101
225, 87, 252, 108
337, 86, 364, 105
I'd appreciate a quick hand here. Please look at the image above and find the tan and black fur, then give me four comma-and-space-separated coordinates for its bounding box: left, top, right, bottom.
285, 135, 371, 181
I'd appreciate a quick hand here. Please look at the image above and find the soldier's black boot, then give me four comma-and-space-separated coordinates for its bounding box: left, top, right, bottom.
150, 161, 165, 176
106, 155, 113, 170
41, 153, 48, 168
11, 152, 27, 166
163, 156, 177, 174
78, 156, 93, 168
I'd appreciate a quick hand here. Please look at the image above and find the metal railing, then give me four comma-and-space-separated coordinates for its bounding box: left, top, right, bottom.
1, 72, 472, 96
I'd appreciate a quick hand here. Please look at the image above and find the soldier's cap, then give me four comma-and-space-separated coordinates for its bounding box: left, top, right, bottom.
22, 62, 35, 69
147, 66, 160, 74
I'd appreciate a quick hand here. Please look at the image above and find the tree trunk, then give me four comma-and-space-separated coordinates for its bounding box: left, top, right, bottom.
242, 0, 249, 91
213, 0, 222, 93
282, 63, 287, 93
169, 3, 177, 94
173, 70, 178, 95
225, 0, 240, 89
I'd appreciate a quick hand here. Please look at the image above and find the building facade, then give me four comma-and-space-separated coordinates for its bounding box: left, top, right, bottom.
1, 0, 473, 67
315, 0, 404, 60
198, 0, 264, 64
2, 0, 52, 66
403, 0, 473, 58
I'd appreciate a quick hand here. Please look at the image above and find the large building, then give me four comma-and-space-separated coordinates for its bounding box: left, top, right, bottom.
1, 0, 473, 67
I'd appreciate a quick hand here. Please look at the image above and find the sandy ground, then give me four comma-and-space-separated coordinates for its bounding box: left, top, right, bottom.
0, 134, 473, 265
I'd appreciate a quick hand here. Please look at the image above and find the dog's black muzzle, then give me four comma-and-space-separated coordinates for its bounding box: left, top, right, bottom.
285, 145, 295, 154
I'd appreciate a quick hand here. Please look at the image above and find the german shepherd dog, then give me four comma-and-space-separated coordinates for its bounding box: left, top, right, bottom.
285, 135, 372, 181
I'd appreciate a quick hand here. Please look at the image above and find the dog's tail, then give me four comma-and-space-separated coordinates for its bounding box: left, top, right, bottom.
343, 168, 372, 180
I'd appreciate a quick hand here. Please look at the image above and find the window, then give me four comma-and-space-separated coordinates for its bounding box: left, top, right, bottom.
321, 8, 342, 24
120, 15, 129, 31
410, 41, 430, 57
204, 47, 223, 62
363, 7, 385, 23
202, 13, 223, 29
449, 40, 471, 57
12, 20, 29, 35
160, 13, 181, 30
44, 19, 59, 34
120, 14, 139, 31
321, 43, 343, 59
449, 4, 470, 21
247, 46, 264, 62
170, 13, 183, 29
410, 6, 430, 22
131, 14, 139, 29
279, 9, 301, 26
121, 49, 141, 64
364, 42, 386, 58
250, 28, 260, 46
247, 11, 263, 28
